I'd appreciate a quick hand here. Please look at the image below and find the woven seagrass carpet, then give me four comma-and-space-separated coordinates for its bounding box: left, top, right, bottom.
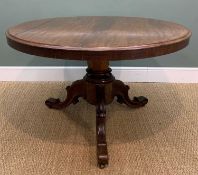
1, 82, 198, 175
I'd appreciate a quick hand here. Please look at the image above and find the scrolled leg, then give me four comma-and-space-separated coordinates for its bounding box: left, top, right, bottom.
96, 85, 108, 168
113, 80, 148, 108
45, 79, 86, 109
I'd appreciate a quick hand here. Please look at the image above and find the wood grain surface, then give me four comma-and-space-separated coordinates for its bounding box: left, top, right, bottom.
6, 16, 191, 60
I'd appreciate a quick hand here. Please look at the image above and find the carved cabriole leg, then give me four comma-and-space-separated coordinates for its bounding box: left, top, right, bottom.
45, 79, 86, 109
112, 80, 148, 108
96, 85, 108, 169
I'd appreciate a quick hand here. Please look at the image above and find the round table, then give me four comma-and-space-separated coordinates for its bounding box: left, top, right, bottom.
6, 16, 191, 168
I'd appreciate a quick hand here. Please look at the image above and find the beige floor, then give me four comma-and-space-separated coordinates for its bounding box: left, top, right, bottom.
1, 82, 198, 175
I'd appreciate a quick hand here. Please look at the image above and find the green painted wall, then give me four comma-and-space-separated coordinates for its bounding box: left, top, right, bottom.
1, 0, 197, 67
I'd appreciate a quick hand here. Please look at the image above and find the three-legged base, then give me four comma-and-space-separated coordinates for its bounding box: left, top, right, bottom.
45, 61, 148, 168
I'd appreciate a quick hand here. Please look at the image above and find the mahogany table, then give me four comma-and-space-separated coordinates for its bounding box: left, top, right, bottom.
6, 16, 191, 168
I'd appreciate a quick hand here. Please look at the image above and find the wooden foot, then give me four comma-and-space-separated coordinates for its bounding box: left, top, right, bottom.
113, 80, 148, 108
96, 85, 108, 169
45, 79, 86, 109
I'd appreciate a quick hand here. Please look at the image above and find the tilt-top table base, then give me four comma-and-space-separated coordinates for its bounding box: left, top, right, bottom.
45, 60, 148, 168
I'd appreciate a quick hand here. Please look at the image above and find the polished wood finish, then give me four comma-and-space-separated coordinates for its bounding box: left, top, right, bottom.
6, 16, 191, 169
45, 63, 148, 168
95, 85, 108, 168
113, 80, 148, 107
45, 79, 86, 109
6, 16, 191, 60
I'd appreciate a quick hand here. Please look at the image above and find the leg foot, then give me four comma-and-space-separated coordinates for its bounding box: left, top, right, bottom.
45, 98, 61, 109
45, 80, 86, 109
113, 80, 148, 108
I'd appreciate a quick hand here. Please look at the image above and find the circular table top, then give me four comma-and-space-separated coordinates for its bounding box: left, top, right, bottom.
6, 16, 191, 60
